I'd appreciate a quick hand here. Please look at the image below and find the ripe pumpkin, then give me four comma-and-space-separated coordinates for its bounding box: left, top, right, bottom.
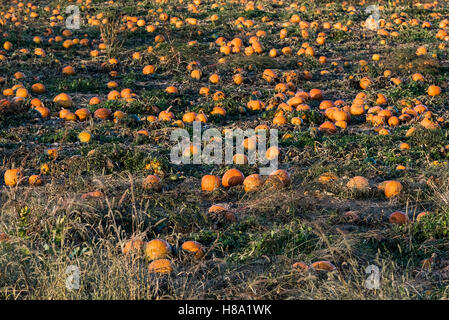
143, 175, 162, 191
201, 175, 221, 191
389, 211, 409, 225
262, 69, 277, 82
318, 172, 337, 183
243, 174, 264, 192
94, 108, 112, 120
209, 73, 220, 84
292, 262, 309, 272
4, 168, 21, 186
148, 259, 172, 274
107, 90, 121, 100
53, 93, 73, 108
427, 85, 441, 97
383, 180, 403, 198
62, 66, 75, 75
416, 211, 431, 221
122, 239, 144, 254
333, 110, 350, 122
181, 241, 205, 259
75, 108, 91, 121
309, 88, 323, 100
222, 168, 245, 187
359, 77, 371, 89
59, 108, 71, 120
78, 132, 92, 143
35, 106, 50, 118
158, 109, 175, 121
268, 169, 291, 187
347, 176, 369, 191
273, 114, 287, 125
265, 146, 280, 160
31, 83, 46, 94
28, 174, 42, 186
310, 260, 336, 271
233, 154, 248, 164
319, 121, 337, 134
89, 97, 101, 105
208, 203, 237, 223
144, 239, 171, 260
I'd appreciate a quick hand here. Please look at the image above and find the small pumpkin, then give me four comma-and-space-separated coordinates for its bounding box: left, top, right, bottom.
384, 180, 403, 198
310, 260, 336, 272
53, 93, 73, 108
143, 175, 162, 191
181, 241, 205, 259
427, 85, 441, 97
222, 169, 245, 187
75, 108, 91, 121
265, 146, 280, 160
78, 132, 92, 143
148, 259, 173, 274
266, 169, 291, 188
145, 239, 171, 261
346, 176, 369, 191
233, 154, 248, 164
208, 204, 237, 223
309, 88, 323, 100
292, 262, 309, 272
122, 239, 144, 254
94, 108, 112, 120
243, 174, 264, 192
416, 211, 431, 221
201, 175, 221, 191
389, 211, 409, 225
319, 121, 337, 134
4, 168, 22, 186
182, 112, 197, 123
318, 172, 337, 183
28, 174, 42, 186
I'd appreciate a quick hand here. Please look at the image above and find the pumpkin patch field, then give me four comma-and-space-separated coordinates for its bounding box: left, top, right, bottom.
2, 0, 449, 300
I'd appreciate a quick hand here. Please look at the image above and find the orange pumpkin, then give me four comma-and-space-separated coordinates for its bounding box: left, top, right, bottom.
4, 168, 21, 186
384, 180, 403, 198
181, 241, 205, 259
359, 77, 371, 89
53, 93, 73, 108
144, 239, 171, 260
292, 262, 309, 272
309, 88, 323, 100
389, 211, 409, 225
148, 259, 173, 274
319, 121, 337, 134
75, 108, 91, 121
28, 174, 42, 186
347, 176, 369, 191
310, 260, 336, 271
427, 85, 441, 97
416, 211, 431, 221
94, 108, 112, 120
143, 175, 162, 191
222, 169, 245, 187
122, 239, 144, 254
201, 175, 221, 191
268, 169, 291, 187
243, 174, 264, 192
